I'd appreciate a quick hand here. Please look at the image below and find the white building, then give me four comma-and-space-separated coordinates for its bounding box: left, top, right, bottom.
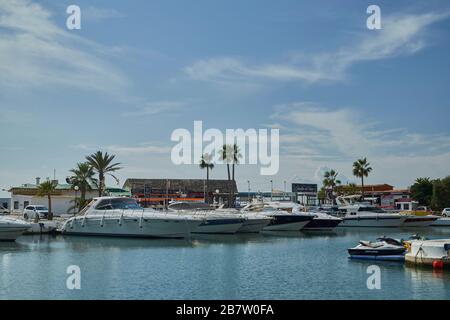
9, 180, 98, 215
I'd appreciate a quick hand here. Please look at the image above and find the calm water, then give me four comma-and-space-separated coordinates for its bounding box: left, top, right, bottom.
2, 227, 450, 300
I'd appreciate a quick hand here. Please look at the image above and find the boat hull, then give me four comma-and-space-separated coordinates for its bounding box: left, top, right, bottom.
62, 216, 201, 238
0, 228, 29, 241
263, 215, 313, 231
402, 215, 439, 227
193, 218, 244, 234
237, 219, 272, 233
339, 216, 406, 228
303, 218, 342, 231
431, 217, 450, 227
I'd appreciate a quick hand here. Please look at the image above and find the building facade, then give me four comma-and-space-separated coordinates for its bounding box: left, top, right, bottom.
123, 178, 238, 207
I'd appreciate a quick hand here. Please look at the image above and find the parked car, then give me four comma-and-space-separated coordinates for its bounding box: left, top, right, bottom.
23, 205, 49, 220
442, 208, 450, 217
0, 205, 9, 215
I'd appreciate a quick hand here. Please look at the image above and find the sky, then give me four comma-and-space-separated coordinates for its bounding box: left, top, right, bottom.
1, 0, 450, 197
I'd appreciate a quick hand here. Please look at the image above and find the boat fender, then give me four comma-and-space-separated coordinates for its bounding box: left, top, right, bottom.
119, 214, 123, 226
100, 216, 104, 227
139, 216, 143, 228
81, 216, 87, 227
70, 218, 75, 229
433, 260, 444, 270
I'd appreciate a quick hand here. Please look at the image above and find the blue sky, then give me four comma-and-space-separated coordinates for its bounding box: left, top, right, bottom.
1, 0, 450, 196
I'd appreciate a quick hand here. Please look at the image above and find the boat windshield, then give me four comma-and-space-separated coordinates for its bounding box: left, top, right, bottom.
95, 198, 142, 210
169, 202, 211, 211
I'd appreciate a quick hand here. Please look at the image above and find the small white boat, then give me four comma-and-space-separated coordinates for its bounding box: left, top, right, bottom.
0, 217, 31, 241
348, 237, 406, 261
62, 197, 203, 239
405, 239, 450, 267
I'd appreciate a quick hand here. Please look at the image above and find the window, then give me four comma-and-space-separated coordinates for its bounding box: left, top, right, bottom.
2, 202, 8, 209
24, 201, 29, 208
14, 201, 19, 210
110, 198, 141, 210
95, 200, 113, 210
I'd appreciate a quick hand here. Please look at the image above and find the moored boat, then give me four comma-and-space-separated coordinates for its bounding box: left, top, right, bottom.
61, 197, 203, 239
405, 239, 450, 267
348, 237, 407, 261
0, 217, 32, 241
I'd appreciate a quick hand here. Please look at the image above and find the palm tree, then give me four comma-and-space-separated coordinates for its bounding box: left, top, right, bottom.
67, 162, 97, 211
231, 143, 242, 182
220, 144, 232, 181
352, 158, 373, 197
323, 169, 341, 203
199, 153, 214, 181
37, 180, 57, 221
220, 144, 234, 207
86, 151, 121, 196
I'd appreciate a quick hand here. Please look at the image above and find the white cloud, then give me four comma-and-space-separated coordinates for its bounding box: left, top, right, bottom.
82, 6, 125, 21
272, 102, 450, 160
0, 0, 128, 93
184, 11, 450, 84
121, 101, 185, 117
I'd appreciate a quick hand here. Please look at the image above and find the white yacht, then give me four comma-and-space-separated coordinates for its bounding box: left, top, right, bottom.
242, 200, 314, 231
61, 197, 203, 239
335, 196, 406, 228
167, 202, 246, 234
0, 217, 31, 241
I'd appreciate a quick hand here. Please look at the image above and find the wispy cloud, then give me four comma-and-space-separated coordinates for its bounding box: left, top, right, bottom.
0, 0, 128, 93
71, 142, 171, 155
184, 10, 450, 84
271, 102, 450, 159
82, 6, 125, 21
121, 101, 185, 117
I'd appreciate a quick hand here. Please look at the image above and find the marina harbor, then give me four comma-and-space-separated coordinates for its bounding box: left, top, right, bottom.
2, 0, 450, 304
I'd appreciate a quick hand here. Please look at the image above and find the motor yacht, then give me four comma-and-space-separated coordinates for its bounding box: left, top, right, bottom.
61, 197, 203, 239
348, 237, 407, 261
301, 211, 343, 231
335, 196, 407, 228
167, 202, 245, 234
243, 200, 314, 231
0, 216, 31, 241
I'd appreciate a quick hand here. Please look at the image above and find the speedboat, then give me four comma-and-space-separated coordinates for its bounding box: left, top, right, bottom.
237, 213, 273, 233
405, 239, 450, 267
302, 211, 343, 231
348, 237, 407, 261
168, 202, 245, 234
0, 217, 31, 241
61, 197, 203, 239
243, 201, 314, 231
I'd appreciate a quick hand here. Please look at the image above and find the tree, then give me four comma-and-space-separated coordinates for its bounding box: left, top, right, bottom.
323, 169, 341, 203
220, 144, 232, 181
37, 180, 57, 221
220, 144, 234, 207
67, 162, 97, 212
199, 153, 214, 181
86, 151, 121, 196
431, 176, 450, 211
231, 144, 242, 182
352, 158, 373, 197
336, 183, 359, 196
410, 177, 434, 207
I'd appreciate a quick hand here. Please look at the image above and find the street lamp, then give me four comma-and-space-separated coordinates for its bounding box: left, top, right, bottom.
247, 180, 251, 201
270, 180, 273, 202
74, 186, 79, 214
